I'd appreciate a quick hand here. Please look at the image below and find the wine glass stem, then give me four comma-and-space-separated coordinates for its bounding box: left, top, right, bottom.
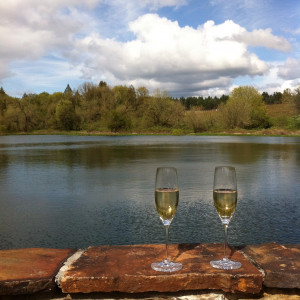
165, 225, 169, 262
223, 224, 228, 260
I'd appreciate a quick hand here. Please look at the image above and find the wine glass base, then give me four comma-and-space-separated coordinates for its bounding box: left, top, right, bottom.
210, 258, 241, 270
151, 260, 182, 272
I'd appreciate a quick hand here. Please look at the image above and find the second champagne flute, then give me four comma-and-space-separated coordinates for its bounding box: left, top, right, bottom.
210, 166, 241, 270
151, 167, 182, 272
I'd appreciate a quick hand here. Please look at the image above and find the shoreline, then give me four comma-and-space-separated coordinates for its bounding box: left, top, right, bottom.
1, 128, 300, 137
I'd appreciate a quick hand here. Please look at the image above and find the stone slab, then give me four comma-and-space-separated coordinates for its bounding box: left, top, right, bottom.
242, 242, 300, 289
285, 244, 300, 252
0, 248, 76, 295
61, 243, 263, 294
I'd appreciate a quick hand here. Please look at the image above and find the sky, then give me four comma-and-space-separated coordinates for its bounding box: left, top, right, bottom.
0, 0, 300, 98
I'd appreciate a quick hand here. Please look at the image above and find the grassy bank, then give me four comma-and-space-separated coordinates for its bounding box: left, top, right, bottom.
3, 127, 299, 137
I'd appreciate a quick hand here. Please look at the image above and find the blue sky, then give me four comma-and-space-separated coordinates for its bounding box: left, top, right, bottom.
1, 0, 300, 97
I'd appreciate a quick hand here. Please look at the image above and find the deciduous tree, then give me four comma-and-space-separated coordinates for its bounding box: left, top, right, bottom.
144, 89, 184, 128
220, 86, 270, 129
294, 86, 300, 113
56, 99, 80, 130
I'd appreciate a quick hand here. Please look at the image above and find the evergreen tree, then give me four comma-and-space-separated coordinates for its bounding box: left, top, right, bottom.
99, 81, 107, 87
0, 87, 6, 95
64, 84, 72, 94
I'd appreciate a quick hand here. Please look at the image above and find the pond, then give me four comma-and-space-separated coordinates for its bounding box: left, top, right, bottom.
0, 135, 299, 249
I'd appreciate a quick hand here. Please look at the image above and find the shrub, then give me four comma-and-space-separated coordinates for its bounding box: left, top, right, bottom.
186, 109, 217, 133
287, 116, 300, 129
107, 110, 132, 132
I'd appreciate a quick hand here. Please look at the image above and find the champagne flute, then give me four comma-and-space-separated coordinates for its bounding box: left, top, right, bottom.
151, 167, 182, 272
210, 166, 241, 270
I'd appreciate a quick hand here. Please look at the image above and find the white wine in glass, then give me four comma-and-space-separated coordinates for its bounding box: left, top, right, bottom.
151, 167, 182, 272
210, 166, 241, 270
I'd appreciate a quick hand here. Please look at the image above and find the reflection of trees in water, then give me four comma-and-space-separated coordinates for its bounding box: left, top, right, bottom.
0, 144, 181, 170
0, 153, 9, 170
220, 142, 298, 164
0, 140, 299, 170
219, 143, 265, 164
58, 145, 179, 169
295, 145, 300, 165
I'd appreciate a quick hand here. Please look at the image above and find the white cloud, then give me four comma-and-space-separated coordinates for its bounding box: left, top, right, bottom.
236, 28, 291, 52
73, 15, 291, 95
0, 0, 187, 81
144, 0, 187, 9
292, 28, 300, 35
236, 61, 300, 96
4, 57, 83, 96
0, 1, 294, 96
0, 0, 97, 81
278, 58, 300, 80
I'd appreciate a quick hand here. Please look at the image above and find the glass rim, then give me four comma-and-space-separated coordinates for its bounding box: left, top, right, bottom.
215, 165, 236, 170
156, 166, 177, 171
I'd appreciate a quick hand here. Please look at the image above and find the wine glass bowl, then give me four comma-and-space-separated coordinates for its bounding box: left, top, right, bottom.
210, 166, 241, 270
151, 167, 182, 272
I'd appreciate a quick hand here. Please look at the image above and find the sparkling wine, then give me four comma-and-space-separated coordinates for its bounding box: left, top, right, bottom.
210, 166, 241, 270
155, 188, 179, 223
152, 167, 182, 272
213, 188, 237, 224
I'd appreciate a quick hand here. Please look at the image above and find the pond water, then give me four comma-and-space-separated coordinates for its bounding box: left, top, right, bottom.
0, 135, 299, 249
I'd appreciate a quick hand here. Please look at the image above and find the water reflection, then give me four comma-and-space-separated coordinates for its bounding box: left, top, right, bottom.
0, 135, 299, 249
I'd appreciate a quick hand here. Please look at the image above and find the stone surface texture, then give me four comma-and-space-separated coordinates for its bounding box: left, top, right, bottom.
0, 248, 75, 295
242, 242, 300, 289
1, 243, 300, 298
61, 243, 263, 294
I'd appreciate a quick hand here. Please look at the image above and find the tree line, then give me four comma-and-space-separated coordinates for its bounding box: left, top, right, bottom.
0, 83, 299, 134
178, 89, 294, 110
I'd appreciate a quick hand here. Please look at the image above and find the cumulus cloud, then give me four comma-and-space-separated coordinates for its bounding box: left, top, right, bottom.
74, 15, 291, 95
278, 58, 300, 80
236, 28, 291, 52
0, 0, 293, 96
238, 61, 300, 96
0, 0, 98, 80
0, 0, 186, 81
6, 57, 83, 96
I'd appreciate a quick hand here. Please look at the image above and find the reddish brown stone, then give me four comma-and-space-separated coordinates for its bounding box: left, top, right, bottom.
242, 242, 300, 289
61, 243, 263, 294
285, 244, 300, 252
0, 248, 75, 295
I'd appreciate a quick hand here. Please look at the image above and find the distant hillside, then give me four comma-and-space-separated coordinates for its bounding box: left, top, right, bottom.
266, 102, 297, 118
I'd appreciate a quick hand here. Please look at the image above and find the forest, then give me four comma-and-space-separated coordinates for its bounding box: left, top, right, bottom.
0, 82, 299, 134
